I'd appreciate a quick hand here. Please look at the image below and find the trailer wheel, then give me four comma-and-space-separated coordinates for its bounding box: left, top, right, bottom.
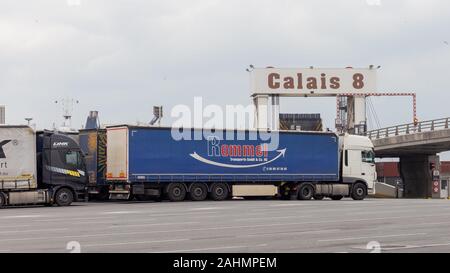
331, 195, 344, 201
298, 184, 314, 200
351, 183, 367, 201
166, 183, 187, 202
210, 183, 229, 201
0, 192, 6, 208
189, 183, 208, 201
313, 195, 325, 200
55, 188, 74, 206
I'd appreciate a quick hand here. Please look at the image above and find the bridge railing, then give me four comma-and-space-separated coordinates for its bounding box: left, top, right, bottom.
367, 117, 450, 139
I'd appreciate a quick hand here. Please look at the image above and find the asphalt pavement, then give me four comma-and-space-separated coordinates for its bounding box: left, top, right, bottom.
0, 198, 450, 253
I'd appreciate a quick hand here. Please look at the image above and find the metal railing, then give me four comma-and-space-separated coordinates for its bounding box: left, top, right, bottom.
367, 117, 450, 140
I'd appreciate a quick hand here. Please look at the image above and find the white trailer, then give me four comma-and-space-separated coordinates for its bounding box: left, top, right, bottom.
0, 126, 38, 191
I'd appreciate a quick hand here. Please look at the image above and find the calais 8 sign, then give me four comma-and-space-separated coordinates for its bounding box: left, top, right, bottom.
250, 68, 377, 96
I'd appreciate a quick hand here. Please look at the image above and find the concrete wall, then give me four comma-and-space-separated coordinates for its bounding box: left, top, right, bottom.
399, 155, 438, 198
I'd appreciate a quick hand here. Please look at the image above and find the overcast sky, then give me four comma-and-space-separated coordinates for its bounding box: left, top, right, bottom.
1, 0, 450, 132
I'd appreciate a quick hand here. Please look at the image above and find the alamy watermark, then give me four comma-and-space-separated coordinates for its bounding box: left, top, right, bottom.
170, 97, 280, 152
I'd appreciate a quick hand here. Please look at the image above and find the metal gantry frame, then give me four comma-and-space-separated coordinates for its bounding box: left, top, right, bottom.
253, 92, 417, 135
335, 92, 417, 134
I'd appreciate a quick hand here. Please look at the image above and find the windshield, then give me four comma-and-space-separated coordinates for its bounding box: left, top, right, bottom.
362, 150, 375, 164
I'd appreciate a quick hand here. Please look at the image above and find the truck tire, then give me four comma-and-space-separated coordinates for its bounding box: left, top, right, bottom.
166, 183, 187, 202
189, 183, 208, 201
331, 195, 344, 201
210, 183, 229, 201
313, 195, 325, 200
0, 192, 6, 208
55, 188, 74, 206
351, 183, 367, 201
298, 184, 314, 200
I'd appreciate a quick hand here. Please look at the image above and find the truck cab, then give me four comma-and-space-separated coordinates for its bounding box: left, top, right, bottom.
341, 134, 377, 196
0, 127, 88, 207
37, 131, 88, 204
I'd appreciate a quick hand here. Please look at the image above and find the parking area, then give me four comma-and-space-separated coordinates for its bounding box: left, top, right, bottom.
0, 198, 450, 253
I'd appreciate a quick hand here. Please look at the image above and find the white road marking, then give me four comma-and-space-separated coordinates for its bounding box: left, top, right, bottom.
108, 222, 200, 228
347, 207, 450, 216
0, 222, 334, 242
0, 228, 68, 235
240, 229, 341, 238
33, 216, 116, 222
241, 229, 342, 238
288, 213, 450, 226
392, 242, 450, 250
189, 207, 227, 211
318, 233, 427, 243
102, 211, 142, 215
83, 238, 189, 248
352, 242, 450, 252
157, 245, 249, 253
0, 215, 46, 219
0, 225, 30, 229
270, 204, 305, 207
234, 215, 307, 222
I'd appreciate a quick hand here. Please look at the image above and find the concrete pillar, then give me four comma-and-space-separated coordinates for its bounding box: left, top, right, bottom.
346, 96, 366, 135
270, 95, 280, 130
253, 95, 269, 130
399, 154, 439, 198
353, 96, 367, 135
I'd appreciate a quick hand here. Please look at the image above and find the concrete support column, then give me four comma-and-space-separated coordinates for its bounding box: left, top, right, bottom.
346, 96, 366, 135
253, 95, 269, 130
353, 96, 367, 135
270, 95, 280, 131
399, 154, 439, 198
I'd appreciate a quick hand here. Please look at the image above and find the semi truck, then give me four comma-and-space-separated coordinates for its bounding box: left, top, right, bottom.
0, 126, 87, 207
105, 125, 376, 201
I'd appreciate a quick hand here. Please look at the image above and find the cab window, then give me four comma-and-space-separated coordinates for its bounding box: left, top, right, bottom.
66, 151, 81, 167
361, 150, 375, 164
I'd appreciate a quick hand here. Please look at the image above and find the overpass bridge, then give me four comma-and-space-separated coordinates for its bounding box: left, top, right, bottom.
367, 118, 450, 198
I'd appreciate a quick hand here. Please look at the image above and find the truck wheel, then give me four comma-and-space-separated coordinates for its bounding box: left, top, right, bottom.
0, 192, 6, 208
166, 183, 187, 202
189, 183, 208, 201
313, 195, 325, 200
351, 183, 367, 201
55, 188, 74, 206
331, 195, 344, 201
210, 183, 229, 201
298, 184, 314, 200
